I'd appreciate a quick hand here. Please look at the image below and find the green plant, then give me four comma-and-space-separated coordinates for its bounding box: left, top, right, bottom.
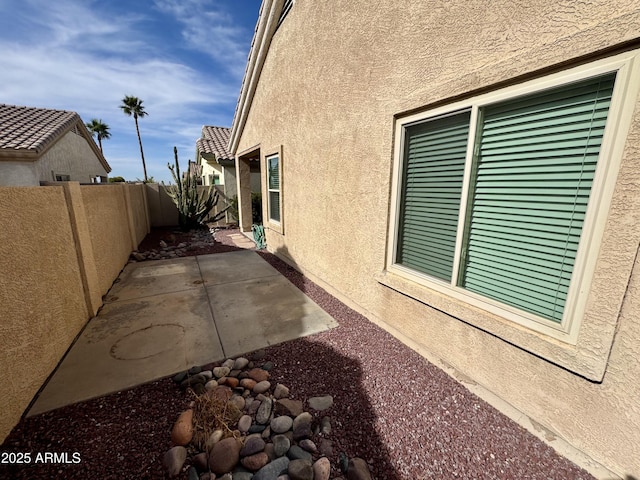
228, 192, 262, 224
86, 118, 111, 154
135, 176, 155, 184
165, 147, 228, 230
119, 95, 148, 182
108, 176, 125, 183
228, 195, 239, 221
251, 192, 262, 224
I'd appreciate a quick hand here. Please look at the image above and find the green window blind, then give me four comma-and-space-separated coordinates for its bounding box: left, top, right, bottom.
269, 192, 281, 222
396, 111, 471, 281
268, 155, 280, 222
268, 156, 280, 190
462, 73, 616, 322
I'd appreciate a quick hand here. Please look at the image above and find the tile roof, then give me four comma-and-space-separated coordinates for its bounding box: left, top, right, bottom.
196, 126, 232, 161
0, 104, 80, 154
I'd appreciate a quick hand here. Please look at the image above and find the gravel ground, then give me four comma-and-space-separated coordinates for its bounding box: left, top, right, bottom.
0, 228, 596, 479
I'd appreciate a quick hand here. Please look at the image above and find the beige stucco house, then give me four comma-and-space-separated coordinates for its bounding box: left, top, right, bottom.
0, 104, 111, 186
230, 0, 640, 477
195, 125, 261, 222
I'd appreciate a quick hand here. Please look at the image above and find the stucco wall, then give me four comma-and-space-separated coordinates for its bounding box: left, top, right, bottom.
81, 186, 137, 294
145, 183, 230, 228
0, 162, 38, 186
201, 160, 224, 186
235, 0, 640, 476
0, 186, 88, 443
0, 183, 149, 442
126, 184, 150, 247
36, 130, 108, 183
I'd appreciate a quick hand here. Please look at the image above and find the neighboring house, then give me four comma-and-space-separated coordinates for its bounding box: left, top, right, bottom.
195, 125, 260, 222
229, 0, 640, 477
0, 104, 111, 185
196, 125, 261, 192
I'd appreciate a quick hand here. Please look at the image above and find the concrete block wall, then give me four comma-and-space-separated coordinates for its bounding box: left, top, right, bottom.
145, 183, 231, 228
0, 182, 150, 442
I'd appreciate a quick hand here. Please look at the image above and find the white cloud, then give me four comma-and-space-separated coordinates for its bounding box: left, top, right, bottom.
153, 0, 250, 76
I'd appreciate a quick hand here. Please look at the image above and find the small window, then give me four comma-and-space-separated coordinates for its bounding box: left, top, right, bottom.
213, 174, 221, 185
267, 154, 281, 223
54, 173, 71, 181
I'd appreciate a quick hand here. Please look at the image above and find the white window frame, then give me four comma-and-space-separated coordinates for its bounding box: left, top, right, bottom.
386, 50, 640, 346
265, 148, 283, 233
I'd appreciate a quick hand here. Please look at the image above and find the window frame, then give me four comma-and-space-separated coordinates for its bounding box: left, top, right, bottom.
386, 50, 640, 348
264, 146, 284, 234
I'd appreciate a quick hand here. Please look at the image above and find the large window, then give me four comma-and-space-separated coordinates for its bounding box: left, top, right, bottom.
267, 153, 281, 223
387, 52, 639, 346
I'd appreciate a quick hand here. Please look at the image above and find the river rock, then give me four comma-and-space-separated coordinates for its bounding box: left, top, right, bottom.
276, 399, 304, 417
299, 439, 317, 453
253, 456, 290, 480
240, 378, 257, 390
170, 409, 193, 446
241, 436, 265, 457
238, 415, 252, 433
347, 458, 372, 480
288, 459, 314, 480
253, 380, 271, 394
273, 434, 291, 457
307, 395, 333, 411
163, 446, 187, 477
271, 415, 293, 434
192, 452, 208, 471
208, 437, 241, 475
287, 445, 312, 462
256, 397, 273, 424
213, 366, 231, 379
313, 457, 331, 480
248, 368, 270, 382
241, 452, 270, 471
234, 357, 250, 369
273, 383, 290, 399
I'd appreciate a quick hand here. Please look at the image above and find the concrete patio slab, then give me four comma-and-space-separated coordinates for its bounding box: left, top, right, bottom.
197, 249, 280, 285
28, 250, 337, 416
208, 275, 338, 358
28, 288, 223, 416
104, 256, 202, 303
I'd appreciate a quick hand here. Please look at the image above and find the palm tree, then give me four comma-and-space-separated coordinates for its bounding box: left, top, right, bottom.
119, 95, 148, 182
85, 118, 111, 154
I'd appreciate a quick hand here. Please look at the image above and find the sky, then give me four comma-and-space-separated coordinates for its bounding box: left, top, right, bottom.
0, 0, 263, 183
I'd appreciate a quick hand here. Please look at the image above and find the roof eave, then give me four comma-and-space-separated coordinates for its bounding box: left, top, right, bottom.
229, 0, 284, 155
0, 149, 38, 161
75, 119, 112, 173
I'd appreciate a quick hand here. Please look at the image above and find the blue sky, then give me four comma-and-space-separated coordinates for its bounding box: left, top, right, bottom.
0, 0, 262, 182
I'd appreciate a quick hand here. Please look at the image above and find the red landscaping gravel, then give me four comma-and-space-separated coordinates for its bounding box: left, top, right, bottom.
0, 228, 596, 479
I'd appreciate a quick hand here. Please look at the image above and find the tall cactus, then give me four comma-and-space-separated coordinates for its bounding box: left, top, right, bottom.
165, 146, 228, 230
